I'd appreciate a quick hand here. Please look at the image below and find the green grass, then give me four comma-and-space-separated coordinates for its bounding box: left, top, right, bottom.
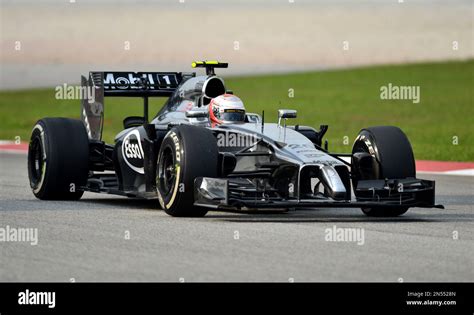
1, 60, 472, 161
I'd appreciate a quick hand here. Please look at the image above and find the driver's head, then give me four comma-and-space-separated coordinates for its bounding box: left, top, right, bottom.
209, 94, 246, 125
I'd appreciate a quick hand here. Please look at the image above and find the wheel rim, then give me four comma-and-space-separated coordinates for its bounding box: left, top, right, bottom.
28, 136, 44, 188
158, 146, 176, 196
352, 143, 372, 182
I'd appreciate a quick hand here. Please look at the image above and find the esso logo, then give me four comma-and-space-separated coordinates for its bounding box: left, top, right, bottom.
121, 130, 145, 174
124, 139, 142, 159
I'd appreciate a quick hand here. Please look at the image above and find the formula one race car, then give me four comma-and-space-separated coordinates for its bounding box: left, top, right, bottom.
27, 61, 443, 217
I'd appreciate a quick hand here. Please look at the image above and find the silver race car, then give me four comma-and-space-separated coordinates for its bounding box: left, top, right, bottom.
27, 61, 443, 217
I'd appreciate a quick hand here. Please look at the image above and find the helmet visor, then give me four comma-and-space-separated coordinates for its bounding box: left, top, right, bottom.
221, 109, 246, 122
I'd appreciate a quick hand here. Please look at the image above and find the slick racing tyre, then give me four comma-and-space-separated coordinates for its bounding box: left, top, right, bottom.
352, 126, 415, 217
156, 124, 218, 217
28, 118, 90, 200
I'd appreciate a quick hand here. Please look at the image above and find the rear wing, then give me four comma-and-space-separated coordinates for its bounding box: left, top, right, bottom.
81, 71, 194, 140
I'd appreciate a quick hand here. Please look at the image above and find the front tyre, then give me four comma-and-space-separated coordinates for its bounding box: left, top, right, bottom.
156, 125, 218, 217
28, 118, 90, 200
352, 126, 415, 217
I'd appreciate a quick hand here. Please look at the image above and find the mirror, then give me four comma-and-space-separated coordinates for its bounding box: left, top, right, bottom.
278, 109, 297, 119
246, 113, 261, 123
278, 109, 297, 127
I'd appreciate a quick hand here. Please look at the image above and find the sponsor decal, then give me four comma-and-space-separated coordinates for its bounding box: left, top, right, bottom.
288, 143, 314, 150
103, 72, 179, 90
311, 160, 340, 166
122, 130, 145, 174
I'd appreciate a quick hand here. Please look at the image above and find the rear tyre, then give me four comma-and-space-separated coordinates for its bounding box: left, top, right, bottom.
352, 126, 415, 217
28, 118, 90, 200
156, 125, 218, 217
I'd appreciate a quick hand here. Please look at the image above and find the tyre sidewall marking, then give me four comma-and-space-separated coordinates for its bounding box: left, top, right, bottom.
157, 131, 183, 210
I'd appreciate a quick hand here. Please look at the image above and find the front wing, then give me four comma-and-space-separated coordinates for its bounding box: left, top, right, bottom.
194, 177, 444, 210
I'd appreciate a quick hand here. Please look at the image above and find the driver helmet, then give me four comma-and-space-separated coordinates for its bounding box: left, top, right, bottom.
209, 94, 246, 125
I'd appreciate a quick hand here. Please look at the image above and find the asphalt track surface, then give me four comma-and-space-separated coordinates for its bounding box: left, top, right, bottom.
0, 152, 473, 282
